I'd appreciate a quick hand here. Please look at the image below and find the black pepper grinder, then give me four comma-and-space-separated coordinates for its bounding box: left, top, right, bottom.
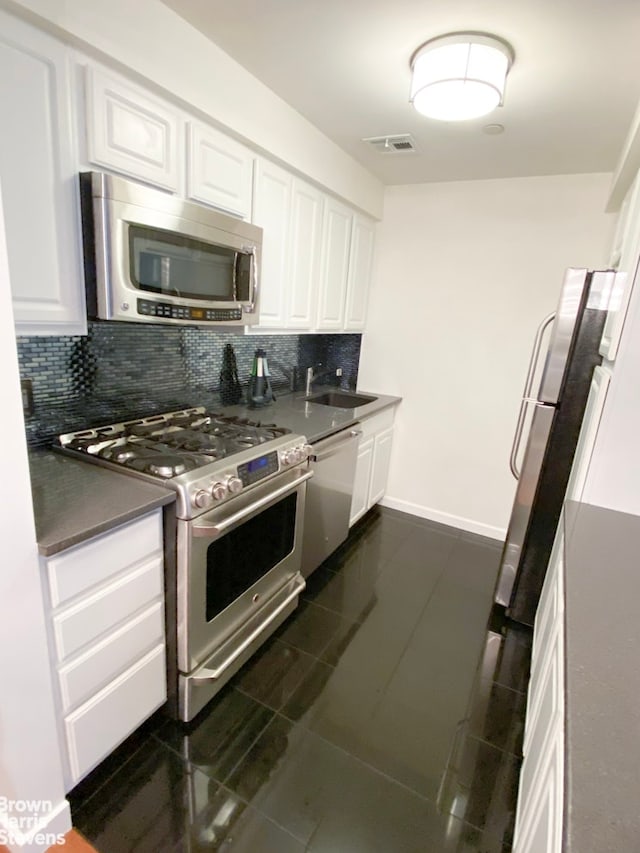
247, 348, 274, 408
219, 343, 242, 405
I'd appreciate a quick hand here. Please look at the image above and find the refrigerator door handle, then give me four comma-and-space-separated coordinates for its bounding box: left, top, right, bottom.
509, 312, 556, 479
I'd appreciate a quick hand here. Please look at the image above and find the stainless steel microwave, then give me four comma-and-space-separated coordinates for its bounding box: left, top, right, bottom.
80, 171, 262, 326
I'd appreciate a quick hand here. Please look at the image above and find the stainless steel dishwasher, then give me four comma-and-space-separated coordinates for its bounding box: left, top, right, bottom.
301, 425, 361, 577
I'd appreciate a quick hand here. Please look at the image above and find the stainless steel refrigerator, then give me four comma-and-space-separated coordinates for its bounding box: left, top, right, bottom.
494, 268, 618, 627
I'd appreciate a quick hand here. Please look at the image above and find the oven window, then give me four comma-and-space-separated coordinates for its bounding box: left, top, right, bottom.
205, 493, 297, 622
129, 225, 252, 302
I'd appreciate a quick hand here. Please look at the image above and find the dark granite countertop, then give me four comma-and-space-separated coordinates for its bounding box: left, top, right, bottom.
28, 389, 401, 556
216, 388, 402, 443
563, 501, 640, 851
29, 451, 175, 557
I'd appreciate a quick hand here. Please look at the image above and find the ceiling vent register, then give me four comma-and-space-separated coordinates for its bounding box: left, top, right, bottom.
362, 134, 418, 154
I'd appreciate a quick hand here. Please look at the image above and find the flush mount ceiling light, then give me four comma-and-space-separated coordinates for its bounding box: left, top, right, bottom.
409, 33, 514, 121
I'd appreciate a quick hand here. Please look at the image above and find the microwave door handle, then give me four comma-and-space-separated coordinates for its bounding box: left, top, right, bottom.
509, 312, 555, 479
232, 250, 238, 301
249, 245, 258, 312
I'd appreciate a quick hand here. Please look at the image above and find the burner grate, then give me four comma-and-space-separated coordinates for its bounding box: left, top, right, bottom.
58, 407, 293, 479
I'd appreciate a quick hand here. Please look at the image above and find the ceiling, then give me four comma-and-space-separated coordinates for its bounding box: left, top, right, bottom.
162, 0, 640, 185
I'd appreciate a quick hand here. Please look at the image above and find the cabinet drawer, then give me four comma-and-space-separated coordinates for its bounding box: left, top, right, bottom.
359, 407, 394, 441
520, 621, 564, 801
58, 601, 164, 713
47, 512, 162, 607
64, 643, 166, 786
53, 556, 163, 662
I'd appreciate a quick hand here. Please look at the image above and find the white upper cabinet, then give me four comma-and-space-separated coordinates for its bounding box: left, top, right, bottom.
250, 166, 325, 331
187, 121, 253, 218
84, 65, 181, 192
600, 172, 640, 361
288, 179, 324, 329
250, 174, 374, 333
317, 197, 353, 330
345, 214, 376, 331
0, 12, 86, 335
252, 158, 292, 327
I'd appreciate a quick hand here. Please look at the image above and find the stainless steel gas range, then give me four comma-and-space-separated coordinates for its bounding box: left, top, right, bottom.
58, 407, 313, 721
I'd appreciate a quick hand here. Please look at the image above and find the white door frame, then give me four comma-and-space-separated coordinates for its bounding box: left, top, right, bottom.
0, 181, 71, 850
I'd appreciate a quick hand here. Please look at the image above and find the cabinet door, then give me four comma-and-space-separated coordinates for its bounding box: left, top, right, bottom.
317, 197, 353, 330
345, 214, 375, 331
187, 121, 253, 218
369, 426, 393, 507
565, 366, 611, 502
85, 65, 180, 191
350, 437, 374, 526
0, 12, 86, 334
287, 179, 323, 329
252, 159, 292, 327
601, 174, 640, 360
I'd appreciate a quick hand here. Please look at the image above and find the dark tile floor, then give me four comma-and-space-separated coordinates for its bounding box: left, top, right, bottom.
69, 507, 531, 852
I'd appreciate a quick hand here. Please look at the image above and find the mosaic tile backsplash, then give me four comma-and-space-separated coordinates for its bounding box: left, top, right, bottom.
17, 323, 362, 447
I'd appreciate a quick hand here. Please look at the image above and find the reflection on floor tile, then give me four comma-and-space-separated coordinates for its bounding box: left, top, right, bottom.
155, 686, 273, 779
231, 637, 316, 711
69, 506, 528, 852
468, 678, 527, 756
480, 625, 533, 694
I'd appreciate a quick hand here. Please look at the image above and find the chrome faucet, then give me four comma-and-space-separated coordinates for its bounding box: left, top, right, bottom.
270, 360, 299, 392
305, 365, 342, 396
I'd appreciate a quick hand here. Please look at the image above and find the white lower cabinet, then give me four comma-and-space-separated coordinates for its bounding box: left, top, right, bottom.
64, 644, 165, 786
514, 524, 565, 852
42, 510, 166, 791
350, 408, 395, 526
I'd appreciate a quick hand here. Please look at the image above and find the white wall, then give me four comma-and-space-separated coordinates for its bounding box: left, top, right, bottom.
359, 173, 615, 539
4, 0, 383, 219
0, 182, 70, 849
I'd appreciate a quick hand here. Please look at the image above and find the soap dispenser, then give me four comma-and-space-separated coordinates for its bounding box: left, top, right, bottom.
247, 348, 274, 408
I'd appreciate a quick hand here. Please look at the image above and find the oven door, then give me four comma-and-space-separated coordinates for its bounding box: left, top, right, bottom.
177, 466, 311, 721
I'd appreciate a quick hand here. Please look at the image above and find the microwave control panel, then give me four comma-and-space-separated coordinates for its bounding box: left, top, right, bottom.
136, 298, 242, 322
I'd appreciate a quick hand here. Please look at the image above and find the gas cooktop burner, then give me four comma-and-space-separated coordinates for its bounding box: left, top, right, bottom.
59, 408, 293, 477
57, 406, 311, 520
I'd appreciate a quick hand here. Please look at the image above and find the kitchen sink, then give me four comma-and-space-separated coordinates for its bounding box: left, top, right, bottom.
305, 391, 378, 408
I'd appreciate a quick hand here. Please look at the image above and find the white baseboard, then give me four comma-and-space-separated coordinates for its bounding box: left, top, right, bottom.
380, 496, 506, 541
0, 797, 71, 853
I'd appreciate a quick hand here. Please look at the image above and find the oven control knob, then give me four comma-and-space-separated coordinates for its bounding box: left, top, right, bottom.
303, 444, 314, 459
293, 446, 306, 464
226, 475, 243, 494
211, 482, 228, 501
192, 489, 211, 509
280, 449, 296, 466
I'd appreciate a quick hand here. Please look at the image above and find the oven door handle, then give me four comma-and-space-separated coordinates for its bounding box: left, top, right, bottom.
191, 574, 306, 683
192, 468, 314, 539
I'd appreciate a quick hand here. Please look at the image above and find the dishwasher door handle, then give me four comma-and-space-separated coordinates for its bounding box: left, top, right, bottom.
311, 428, 361, 462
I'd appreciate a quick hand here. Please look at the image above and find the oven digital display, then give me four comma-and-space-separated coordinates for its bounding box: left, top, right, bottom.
238, 451, 278, 486
247, 456, 269, 473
